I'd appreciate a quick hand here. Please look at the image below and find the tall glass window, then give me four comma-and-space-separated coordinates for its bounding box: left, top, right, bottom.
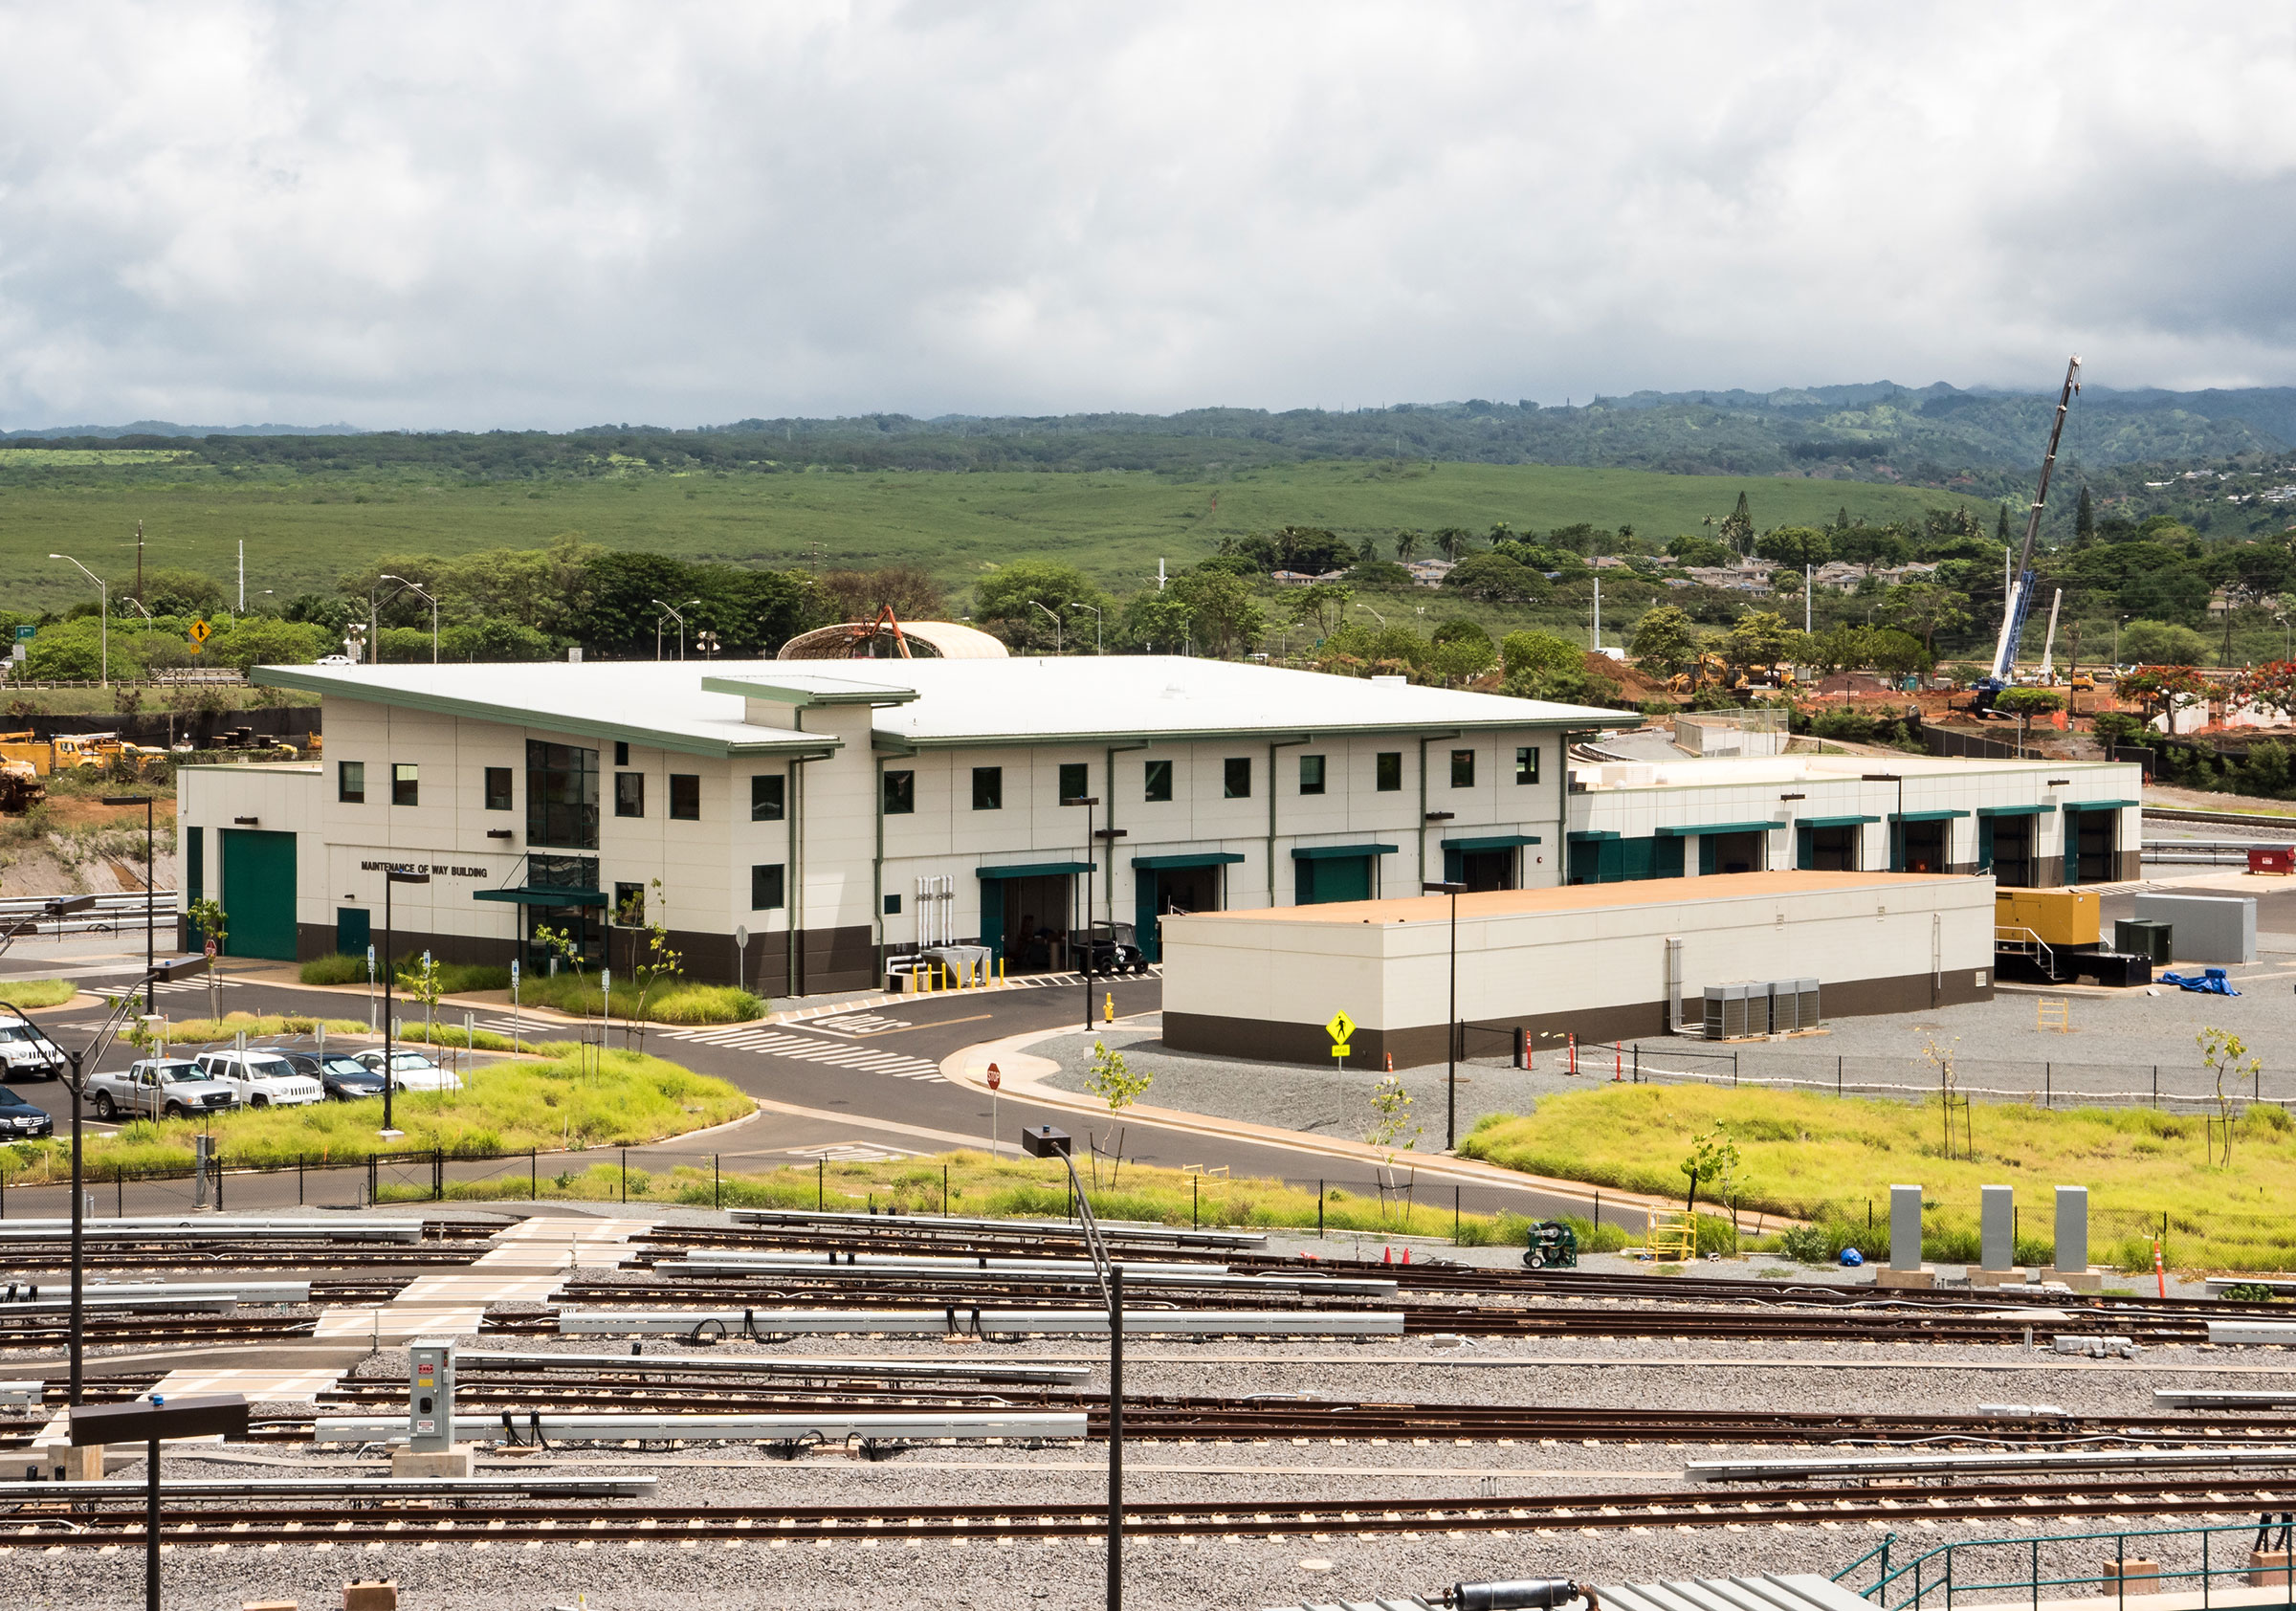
338, 761, 365, 804
1298, 755, 1326, 795
1515, 745, 1540, 784
751, 774, 785, 822
614, 772, 645, 818
972, 767, 1004, 810
1057, 762, 1088, 803
1224, 758, 1250, 799
1143, 760, 1173, 802
1450, 749, 1475, 788
1375, 752, 1402, 791
883, 770, 915, 815
526, 740, 600, 850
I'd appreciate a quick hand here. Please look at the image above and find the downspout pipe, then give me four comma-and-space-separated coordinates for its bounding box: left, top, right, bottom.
1416, 729, 1461, 887
1265, 737, 1312, 907
1102, 740, 1150, 908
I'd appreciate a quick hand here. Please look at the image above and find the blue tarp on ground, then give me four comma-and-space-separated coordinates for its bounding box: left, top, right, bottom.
2160, 968, 2240, 996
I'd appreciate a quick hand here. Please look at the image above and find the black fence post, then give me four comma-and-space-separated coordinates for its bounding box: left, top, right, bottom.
1732, 1050, 1739, 1087
817, 1157, 824, 1211
941, 1161, 948, 1216
1314, 1179, 1320, 1238
367, 1154, 377, 1207
117, 1165, 122, 1217
620, 1146, 628, 1204
715, 1154, 722, 1211
1453, 1185, 1461, 1245
530, 1149, 537, 1201
298, 1154, 305, 1207
433, 1148, 444, 1203
2152, 1067, 2158, 1107
215, 1150, 223, 1211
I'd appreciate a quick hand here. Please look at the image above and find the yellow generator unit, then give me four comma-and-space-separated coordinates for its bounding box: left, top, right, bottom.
1995, 887, 2100, 948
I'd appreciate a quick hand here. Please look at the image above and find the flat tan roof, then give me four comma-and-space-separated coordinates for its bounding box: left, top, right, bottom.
1200, 870, 1976, 925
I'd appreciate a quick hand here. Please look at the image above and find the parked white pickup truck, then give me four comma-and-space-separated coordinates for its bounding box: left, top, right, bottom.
193, 1048, 325, 1108
88, 1059, 241, 1121
0, 1021, 66, 1081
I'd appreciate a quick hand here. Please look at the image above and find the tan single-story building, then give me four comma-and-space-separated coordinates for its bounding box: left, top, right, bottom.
1159, 869, 1996, 1068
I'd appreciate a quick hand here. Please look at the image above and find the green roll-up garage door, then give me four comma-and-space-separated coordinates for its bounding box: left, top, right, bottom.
220, 828, 298, 960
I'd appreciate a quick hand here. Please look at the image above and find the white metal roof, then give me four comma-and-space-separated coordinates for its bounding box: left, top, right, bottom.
711, 655, 1619, 746
254, 655, 1618, 755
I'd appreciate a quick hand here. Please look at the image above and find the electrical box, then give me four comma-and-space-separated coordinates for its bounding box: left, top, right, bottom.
1994, 888, 2100, 948
1703, 982, 1758, 1040
1769, 978, 1821, 1033
407, 1338, 454, 1452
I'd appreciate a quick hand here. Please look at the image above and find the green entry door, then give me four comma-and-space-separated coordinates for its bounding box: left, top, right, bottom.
220, 828, 298, 960
1295, 854, 1372, 904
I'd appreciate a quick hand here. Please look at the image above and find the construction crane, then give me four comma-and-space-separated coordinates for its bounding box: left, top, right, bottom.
1979, 356, 2082, 701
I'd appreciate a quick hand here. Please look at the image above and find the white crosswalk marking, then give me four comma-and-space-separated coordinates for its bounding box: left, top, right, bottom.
806, 1011, 912, 1035
115, 977, 242, 999
784, 1142, 929, 1163
664, 1025, 942, 1080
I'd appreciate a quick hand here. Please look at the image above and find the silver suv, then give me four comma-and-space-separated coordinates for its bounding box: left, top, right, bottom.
89, 1059, 240, 1121
193, 1048, 324, 1108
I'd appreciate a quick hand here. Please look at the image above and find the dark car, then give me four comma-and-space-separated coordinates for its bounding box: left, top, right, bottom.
1073, 921, 1151, 977
0, 1084, 55, 1138
282, 1049, 388, 1101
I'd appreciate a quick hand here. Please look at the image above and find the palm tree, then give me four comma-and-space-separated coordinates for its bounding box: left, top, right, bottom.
1393, 529, 1422, 563
1435, 527, 1475, 563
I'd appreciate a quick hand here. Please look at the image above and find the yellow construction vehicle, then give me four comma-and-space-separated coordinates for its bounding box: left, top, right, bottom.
0, 757, 43, 813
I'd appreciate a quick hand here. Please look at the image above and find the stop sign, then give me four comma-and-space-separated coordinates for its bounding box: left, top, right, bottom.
985, 1063, 1002, 1092
203, 939, 217, 960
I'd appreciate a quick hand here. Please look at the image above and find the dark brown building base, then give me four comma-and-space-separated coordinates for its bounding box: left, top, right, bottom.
1164, 965, 1996, 1071
274, 920, 881, 1000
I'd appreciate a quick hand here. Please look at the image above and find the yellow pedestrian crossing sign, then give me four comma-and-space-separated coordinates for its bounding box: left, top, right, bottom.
1325, 1009, 1355, 1057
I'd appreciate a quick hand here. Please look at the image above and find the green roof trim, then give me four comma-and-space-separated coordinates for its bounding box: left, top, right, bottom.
475, 886, 607, 908
250, 670, 842, 763
976, 860, 1095, 879
1890, 809, 1971, 823
1567, 829, 1620, 842
1652, 821, 1777, 838
1977, 804, 2057, 817
1441, 833, 1543, 850
1131, 851, 1247, 870
2063, 798, 2140, 811
1289, 842, 1400, 860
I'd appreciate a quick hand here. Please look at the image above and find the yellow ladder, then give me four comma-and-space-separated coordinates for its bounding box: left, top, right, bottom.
1646, 1209, 1698, 1262
2037, 998, 2071, 1034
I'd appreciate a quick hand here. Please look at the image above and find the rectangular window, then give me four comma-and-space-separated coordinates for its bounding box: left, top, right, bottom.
338, 761, 365, 805
1375, 752, 1402, 792
749, 864, 785, 911
669, 774, 700, 820
750, 774, 785, 822
613, 881, 646, 926
1515, 745, 1540, 784
483, 767, 513, 811
1057, 762, 1088, 803
883, 769, 915, 815
1450, 749, 1475, 788
972, 766, 1004, 810
1299, 755, 1326, 795
1143, 759, 1173, 803
390, 762, 418, 807
614, 740, 629, 766
883, 893, 901, 916
526, 740, 600, 850
614, 772, 645, 818
1224, 757, 1251, 799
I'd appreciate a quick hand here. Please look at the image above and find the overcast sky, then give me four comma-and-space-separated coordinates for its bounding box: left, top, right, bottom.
2, 3, 2291, 431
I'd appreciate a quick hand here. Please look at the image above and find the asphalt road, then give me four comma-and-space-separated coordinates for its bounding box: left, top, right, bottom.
4, 960, 1593, 1223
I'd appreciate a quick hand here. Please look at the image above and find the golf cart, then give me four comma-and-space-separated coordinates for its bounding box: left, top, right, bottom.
1073, 921, 1151, 977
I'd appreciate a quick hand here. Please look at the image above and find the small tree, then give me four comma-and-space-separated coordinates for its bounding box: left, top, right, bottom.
397, 951, 444, 1045
1366, 1074, 1423, 1227
1992, 687, 2064, 754
1086, 1039, 1153, 1186
1680, 1122, 1740, 1218
2197, 1026, 2260, 1166
186, 897, 229, 1020
623, 878, 681, 1053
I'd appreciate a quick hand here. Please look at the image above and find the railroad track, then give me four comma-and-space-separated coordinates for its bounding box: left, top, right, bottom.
6, 1476, 2296, 1547
0, 1313, 319, 1349
514, 1288, 2210, 1346
0, 1249, 483, 1273
305, 1381, 2296, 1445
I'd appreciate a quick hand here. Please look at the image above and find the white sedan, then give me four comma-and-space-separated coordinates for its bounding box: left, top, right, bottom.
354, 1048, 464, 1092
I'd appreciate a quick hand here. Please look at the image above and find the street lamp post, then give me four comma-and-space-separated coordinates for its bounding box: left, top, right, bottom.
102, 795, 158, 1009
381, 869, 431, 1136
1029, 601, 1065, 653
1356, 601, 1387, 629
49, 554, 107, 686
3, 941, 207, 1407
1019, 1123, 1121, 1611
1422, 880, 1466, 1149
1064, 795, 1099, 1029
379, 576, 440, 664
651, 598, 700, 660
1067, 603, 1104, 653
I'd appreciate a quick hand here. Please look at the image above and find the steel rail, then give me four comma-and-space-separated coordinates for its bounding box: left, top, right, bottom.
0, 1313, 318, 1347
9, 1476, 2296, 1547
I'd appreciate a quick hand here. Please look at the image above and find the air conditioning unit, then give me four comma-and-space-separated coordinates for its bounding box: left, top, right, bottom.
1703, 982, 1760, 1041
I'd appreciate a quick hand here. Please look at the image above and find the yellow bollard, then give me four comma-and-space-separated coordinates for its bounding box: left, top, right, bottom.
1104, 991, 1114, 1024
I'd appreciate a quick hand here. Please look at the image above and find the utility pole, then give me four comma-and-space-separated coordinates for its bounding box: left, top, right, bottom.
237, 540, 245, 613
135, 519, 144, 607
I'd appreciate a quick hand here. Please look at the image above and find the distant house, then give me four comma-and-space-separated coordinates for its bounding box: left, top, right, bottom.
1403, 559, 1455, 588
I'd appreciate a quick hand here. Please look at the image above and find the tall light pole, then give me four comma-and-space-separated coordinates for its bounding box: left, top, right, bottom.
1355, 601, 1387, 629
2278, 613, 2290, 664
1064, 794, 1098, 1028
380, 869, 430, 1136
1067, 603, 1104, 653
380, 575, 439, 664
103, 795, 158, 1008
1423, 879, 1466, 1149
50, 554, 107, 687
651, 598, 700, 660
2, 940, 206, 1407
1029, 601, 1065, 653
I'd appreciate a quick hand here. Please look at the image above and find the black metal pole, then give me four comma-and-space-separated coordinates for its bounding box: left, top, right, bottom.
1083, 796, 1095, 1031
1446, 889, 1458, 1151
69, 1047, 83, 1406
382, 876, 395, 1134
1108, 1263, 1123, 1611
143, 801, 154, 1013
145, 1433, 160, 1611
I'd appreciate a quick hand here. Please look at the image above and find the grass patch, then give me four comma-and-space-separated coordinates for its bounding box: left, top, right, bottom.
128, 1010, 371, 1048
0, 980, 76, 1008
0, 1048, 749, 1181
300, 954, 511, 993
517, 972, 762, 1025
1460, 1085, 2296, 1272
299, 954, 363, 985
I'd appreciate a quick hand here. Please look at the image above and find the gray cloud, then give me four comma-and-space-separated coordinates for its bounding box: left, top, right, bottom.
2, 1, 2292, 430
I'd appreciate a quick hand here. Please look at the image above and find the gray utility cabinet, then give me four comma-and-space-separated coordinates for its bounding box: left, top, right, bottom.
1704, 979, 1821, 1040
2131, 893, 2255, 964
